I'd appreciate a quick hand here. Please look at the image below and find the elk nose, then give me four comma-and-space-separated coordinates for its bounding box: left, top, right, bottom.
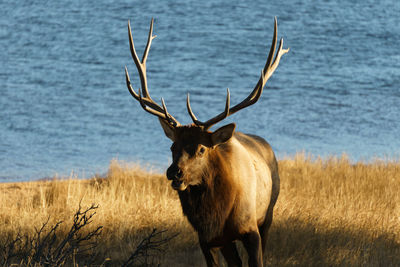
166, 165, 182, 180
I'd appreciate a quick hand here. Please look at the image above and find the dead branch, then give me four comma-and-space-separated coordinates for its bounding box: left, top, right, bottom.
121, 228, 178, 267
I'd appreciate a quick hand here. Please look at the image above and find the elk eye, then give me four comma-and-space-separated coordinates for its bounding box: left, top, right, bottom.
198, 147, 205, 155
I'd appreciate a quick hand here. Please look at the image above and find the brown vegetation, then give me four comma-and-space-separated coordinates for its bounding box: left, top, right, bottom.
0, 154, 399, 266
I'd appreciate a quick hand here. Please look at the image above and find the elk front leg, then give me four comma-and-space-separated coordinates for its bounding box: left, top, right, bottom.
241, 231, 263, 267
221, 242, 242, 267
200, 241, 220, 267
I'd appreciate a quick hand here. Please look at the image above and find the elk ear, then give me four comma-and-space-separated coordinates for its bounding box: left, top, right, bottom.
159, 118, 175, 141
211, 123, 236, 146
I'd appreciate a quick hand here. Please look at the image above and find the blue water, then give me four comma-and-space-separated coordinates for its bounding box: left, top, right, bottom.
1, 0, 399, 182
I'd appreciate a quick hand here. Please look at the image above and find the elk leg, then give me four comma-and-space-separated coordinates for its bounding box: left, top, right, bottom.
259, 208, 274, 255
221, 242, 242, 267
241, 231, 263, 267
200, 241, 219, 267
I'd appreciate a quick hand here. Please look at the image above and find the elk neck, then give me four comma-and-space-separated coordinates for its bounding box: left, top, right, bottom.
177, 140, 237, 242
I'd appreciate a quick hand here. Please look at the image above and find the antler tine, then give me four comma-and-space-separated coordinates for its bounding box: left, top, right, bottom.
125, 66, 139, 100
161, 98, 178, 126
126, 19, 180, 127
187, 18, 288, 130
187, 93, 200, 125
127, 21, 140, 66
142, 18, 157, 65
263, 17, 278, 76
225, 88, 230, 117
265, 38, 290, 82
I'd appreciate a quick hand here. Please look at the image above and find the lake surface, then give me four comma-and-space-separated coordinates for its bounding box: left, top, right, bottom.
1, 0, 399, 182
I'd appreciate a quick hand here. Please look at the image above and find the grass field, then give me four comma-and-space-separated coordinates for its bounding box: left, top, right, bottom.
1, 154, 399, 266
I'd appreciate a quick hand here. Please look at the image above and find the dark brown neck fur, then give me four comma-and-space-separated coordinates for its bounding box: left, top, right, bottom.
177, 147, 236, 242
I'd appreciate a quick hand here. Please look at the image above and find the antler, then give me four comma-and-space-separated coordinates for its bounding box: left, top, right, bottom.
125, 18, 180, 127
187, 17, 289, 130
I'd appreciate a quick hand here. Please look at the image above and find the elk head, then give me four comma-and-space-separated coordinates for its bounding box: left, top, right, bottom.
125, 18, 289, 191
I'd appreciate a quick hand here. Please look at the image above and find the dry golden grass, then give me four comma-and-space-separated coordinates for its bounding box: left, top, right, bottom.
1, 154, 399, 266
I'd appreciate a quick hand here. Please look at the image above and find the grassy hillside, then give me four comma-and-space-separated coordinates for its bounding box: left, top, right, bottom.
1, 154, 399, 266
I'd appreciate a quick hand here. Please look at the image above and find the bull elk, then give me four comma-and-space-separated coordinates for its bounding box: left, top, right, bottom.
124, 17, 289, 267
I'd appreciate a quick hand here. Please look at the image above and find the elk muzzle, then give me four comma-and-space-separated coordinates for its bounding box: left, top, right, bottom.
166, 164, 187, 191
166, 164, 182, 180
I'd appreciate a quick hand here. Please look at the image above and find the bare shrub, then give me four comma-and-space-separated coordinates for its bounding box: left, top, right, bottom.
0, 203, 177, 267
0, 203, 102, 266
122, 229, 178, 267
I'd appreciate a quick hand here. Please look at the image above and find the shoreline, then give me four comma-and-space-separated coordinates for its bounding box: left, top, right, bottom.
2, 152, 399, 184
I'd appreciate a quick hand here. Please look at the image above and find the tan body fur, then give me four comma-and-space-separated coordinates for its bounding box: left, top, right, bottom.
177, 131, 279, 241
169, 127, 280, 267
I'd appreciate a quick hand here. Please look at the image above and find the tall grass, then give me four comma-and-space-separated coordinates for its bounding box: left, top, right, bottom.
0, 154, 399, 266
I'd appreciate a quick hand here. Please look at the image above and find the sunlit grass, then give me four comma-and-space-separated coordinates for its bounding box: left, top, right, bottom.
1, 154, 399, 266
